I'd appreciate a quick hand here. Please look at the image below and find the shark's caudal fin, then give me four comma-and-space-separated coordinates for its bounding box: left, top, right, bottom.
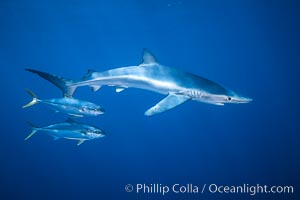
25, 69, 77, 97
22, 89, 40, 108
25, 121, 39, 140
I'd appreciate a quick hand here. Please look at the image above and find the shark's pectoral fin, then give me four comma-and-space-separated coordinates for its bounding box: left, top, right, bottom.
144, 94, 190, 116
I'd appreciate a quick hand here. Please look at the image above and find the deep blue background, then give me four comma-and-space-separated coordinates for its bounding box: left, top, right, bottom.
0, 0, 299, 199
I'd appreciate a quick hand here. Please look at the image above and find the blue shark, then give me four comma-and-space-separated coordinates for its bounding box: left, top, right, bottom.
26, 49, 252, 116
22, 89, 104, 117
25, 118, 106, 145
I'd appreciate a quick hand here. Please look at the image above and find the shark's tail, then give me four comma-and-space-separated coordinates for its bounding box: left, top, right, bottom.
25, 69, 77, 97
22, 89, 40, 108
25, 121, 40, 141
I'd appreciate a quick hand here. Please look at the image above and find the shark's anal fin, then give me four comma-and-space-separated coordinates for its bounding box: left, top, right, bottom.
144, 93, 190, 116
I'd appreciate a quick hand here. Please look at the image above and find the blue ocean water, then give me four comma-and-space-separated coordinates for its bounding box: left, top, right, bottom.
0, 0, 299, 199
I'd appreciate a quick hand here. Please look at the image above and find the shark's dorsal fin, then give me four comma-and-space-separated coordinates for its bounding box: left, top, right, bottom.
140, 49, 157, 66
82, 69, 96, 79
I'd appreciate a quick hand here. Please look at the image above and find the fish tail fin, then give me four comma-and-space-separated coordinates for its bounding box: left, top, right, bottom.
25, 68, 77, 97
25, 121, 39, 140
22, 89, 40, 108
77, 139, 85, 146
24, 130, 37, 141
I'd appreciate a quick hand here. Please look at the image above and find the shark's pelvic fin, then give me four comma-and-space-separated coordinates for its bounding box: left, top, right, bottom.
22, 89, 40, 108
25, 69, 76, 97
91, 85, 101, 92
144, 93, 191, 116
116, 87, 126, 93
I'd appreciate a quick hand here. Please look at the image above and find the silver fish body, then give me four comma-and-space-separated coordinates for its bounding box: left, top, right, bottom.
25, 118, 106, 145
23, 89, 104, 117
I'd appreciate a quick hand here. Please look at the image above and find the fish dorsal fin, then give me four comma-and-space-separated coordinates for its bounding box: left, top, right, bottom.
66, 117, 75, 123
140, 49, 157, 66
87, 69, 96, 76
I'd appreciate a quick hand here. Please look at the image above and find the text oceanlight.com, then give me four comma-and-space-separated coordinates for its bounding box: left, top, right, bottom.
124, 183, 294, 196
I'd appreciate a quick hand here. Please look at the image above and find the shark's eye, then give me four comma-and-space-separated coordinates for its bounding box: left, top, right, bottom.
227, 97, 232, 101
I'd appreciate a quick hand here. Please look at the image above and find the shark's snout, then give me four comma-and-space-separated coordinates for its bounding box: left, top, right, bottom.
232, 96, 253, 104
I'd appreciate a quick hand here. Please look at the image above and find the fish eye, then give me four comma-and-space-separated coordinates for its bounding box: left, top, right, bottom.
227, 97, 232, 101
